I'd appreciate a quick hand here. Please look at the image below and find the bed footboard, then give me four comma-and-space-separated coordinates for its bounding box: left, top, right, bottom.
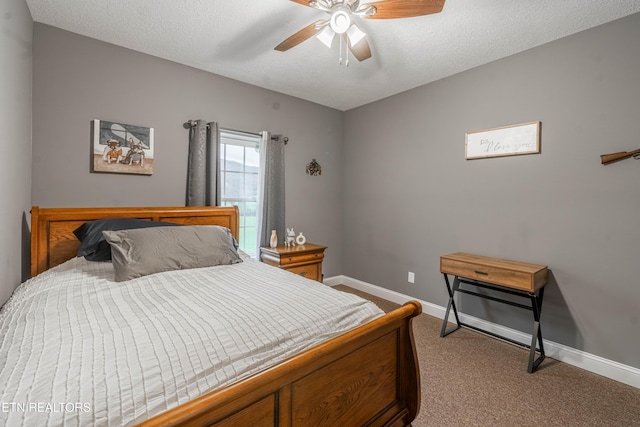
138, 300, 422, 427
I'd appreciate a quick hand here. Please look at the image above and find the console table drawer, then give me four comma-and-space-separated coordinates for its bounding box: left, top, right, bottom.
440, 253, 547, 292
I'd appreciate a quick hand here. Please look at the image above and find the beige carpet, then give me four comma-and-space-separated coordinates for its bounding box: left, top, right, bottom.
334, 285, 640, 427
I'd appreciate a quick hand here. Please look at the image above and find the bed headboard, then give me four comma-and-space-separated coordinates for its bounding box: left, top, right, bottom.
30, 205, 240, 277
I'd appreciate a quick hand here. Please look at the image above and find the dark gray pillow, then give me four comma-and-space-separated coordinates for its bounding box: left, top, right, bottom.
102, 225, 243, 282
73, 218, 182, 261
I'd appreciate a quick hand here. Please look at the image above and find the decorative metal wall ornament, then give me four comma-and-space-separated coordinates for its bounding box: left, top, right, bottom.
305, 159, 322, 176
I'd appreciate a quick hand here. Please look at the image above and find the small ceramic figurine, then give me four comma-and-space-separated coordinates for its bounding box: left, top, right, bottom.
285, 228, 296, 246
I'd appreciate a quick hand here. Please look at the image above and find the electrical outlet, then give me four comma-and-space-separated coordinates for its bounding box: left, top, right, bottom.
408, 272, 415, 284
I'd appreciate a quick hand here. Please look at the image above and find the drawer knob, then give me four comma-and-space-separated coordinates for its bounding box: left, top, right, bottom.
299, 272, 307, 277
474, 271, 489, 276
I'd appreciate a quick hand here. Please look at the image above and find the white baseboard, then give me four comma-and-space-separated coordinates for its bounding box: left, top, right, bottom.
324, 275, 640, 390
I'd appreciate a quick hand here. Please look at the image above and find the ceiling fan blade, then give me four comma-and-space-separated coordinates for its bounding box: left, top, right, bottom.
365, 0, 446, 19
289, 0, 312, 7
346, 24, 371, 61
275, 20, 326, 52
349, 39, 372, 61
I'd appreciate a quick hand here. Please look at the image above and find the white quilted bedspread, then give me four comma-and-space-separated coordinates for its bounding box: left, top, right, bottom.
0, 255, 383, 426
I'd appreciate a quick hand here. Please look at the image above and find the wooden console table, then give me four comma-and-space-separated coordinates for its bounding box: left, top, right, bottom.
439, 252, 549, 373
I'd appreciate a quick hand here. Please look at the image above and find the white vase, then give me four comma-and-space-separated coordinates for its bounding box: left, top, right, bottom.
296, 233, 306, 245
270, 230, 278, 248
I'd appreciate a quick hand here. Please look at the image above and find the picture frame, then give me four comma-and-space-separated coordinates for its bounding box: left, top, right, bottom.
465, 121, 541, 160
91, 119, 154, 175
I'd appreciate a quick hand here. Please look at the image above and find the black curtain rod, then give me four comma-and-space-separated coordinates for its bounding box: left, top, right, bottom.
184, 120, 288, 144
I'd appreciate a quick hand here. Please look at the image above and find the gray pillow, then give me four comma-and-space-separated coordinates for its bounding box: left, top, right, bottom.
73, 218, 182, 261
102, 225, 242, 282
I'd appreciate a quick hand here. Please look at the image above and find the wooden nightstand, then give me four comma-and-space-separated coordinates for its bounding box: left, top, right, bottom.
260, 243, 326, 282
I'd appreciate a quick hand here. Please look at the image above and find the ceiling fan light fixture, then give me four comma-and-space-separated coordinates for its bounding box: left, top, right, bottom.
316, 26, 336, 48
330, 8, 351, 34
346, 24, 366, 46
277, 0, 448, 65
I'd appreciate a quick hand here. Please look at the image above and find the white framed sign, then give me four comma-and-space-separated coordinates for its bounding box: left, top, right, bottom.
465, 121, 541, 160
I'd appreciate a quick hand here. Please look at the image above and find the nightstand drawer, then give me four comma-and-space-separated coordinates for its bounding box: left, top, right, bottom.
287, 263, 319, 281
279, 251, 324, 266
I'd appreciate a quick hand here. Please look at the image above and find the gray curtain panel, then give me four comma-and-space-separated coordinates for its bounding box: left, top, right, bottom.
186, 120, 220, 206
257, 131, 285, 249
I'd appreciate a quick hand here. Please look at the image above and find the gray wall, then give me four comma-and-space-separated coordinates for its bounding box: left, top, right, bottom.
27, 13, 640, 370
0, 0, 32, 306
31, 24, 344, 277
344, 13, 640, 369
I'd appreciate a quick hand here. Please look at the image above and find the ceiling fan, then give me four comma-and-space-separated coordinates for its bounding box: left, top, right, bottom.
275, 0, 446, 65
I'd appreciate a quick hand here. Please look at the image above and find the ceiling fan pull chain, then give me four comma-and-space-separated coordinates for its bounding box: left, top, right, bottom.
338, 34, 349, 67
342, 33, 349, 67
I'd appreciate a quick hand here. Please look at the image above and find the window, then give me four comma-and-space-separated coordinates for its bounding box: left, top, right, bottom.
219, 130, 260, 258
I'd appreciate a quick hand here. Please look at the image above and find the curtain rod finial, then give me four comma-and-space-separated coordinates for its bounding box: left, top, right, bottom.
270, 135, 289, 144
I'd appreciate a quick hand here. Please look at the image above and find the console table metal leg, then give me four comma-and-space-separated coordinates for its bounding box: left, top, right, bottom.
440, 274, 462, 337
527, 287, 546, 373
440, 273, 547, 373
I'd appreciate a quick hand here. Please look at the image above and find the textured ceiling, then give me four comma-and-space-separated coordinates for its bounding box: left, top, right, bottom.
25, 0, 640, 111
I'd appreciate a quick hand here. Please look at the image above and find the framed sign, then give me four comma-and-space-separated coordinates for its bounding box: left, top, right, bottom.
465, 121, 541, 160
92, 119, 154, 175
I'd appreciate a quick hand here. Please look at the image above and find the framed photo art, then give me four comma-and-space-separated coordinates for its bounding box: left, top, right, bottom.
91, 119, 154, 175
465, 121, 541, 160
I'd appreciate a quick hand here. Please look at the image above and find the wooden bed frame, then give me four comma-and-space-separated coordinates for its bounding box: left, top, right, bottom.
30, 206, 422, 427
